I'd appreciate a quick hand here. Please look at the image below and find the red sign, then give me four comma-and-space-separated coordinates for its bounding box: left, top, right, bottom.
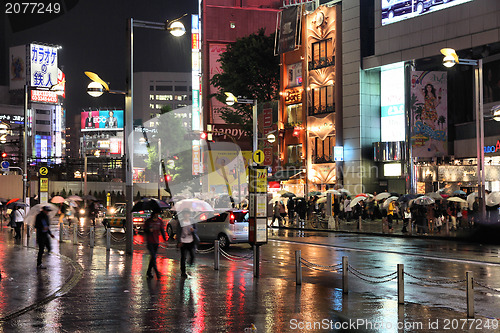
31, 90, 58, 103
263, 108, 273, 127
264, 148, 273, 166
192, 33, 200, 49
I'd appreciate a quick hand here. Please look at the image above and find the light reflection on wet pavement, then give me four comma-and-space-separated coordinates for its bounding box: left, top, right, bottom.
0, 224, 498, 332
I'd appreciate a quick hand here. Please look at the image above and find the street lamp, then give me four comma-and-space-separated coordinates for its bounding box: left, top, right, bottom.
440, 47, 485, 219
86, 16, 185, 255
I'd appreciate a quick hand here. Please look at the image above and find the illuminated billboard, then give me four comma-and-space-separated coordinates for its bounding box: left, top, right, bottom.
381, 0, 473, 26
380, 62, 405, 142
81, 110, 124, 131
29, 44, 58, 88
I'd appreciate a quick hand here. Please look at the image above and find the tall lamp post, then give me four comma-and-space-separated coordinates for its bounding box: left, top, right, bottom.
86, 16, 186, 254
440, 48, 486, 220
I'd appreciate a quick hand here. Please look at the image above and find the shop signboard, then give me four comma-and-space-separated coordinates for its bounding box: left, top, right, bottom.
381, 63, 405, 142
410, 71, 448, 158
29, 44, 58, 88
277, 6, 300, 54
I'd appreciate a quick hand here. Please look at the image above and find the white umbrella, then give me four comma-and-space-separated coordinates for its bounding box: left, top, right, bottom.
174, 199, 213, 212
317, 197, 327, 204
413, 196, 435, 206
339, 188, 351, 196
486, 191, 500, 207
326, 189, 340, 196
425, 192, 443, 200
382, 196, 399, 209
269, 197, 283, 205
447, 196, 467, 204
375, 192, 391, 201
466, 192, 478, 209
67, 195, 83, 201
349, 196, 367, 208
24, 203, 59, 226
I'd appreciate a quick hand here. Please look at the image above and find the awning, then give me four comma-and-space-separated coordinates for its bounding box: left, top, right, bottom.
268, 169, 304, 182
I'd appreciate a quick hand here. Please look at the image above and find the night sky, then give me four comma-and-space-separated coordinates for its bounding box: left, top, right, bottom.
1, 0, 198, 117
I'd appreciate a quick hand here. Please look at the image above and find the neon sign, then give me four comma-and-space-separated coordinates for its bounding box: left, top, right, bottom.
484, 140, 500, 154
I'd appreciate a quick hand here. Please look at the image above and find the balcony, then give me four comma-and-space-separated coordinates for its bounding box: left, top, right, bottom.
308, 103, 335, 116
308, 56, 335, 71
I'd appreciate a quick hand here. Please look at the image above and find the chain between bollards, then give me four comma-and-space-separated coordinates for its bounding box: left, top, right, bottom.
398, 264, 404, 304
466, 271, 474, 318
295, 250, 302, 285
90, 226, 95, 248
214, 240, 220, 270
342, 256, 348, 294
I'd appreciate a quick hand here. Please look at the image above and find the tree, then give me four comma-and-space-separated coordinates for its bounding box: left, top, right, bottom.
210, 29, 279, 133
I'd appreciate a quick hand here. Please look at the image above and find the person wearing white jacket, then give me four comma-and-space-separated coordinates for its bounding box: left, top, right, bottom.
13, 207, 25, 239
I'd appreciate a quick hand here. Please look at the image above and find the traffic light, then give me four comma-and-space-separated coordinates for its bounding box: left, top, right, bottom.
200, 132, 207, 140
164, 174, 172, 182
1, 152, 6, 159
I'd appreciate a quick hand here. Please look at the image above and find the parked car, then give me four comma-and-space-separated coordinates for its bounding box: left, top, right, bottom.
166, 209, 249, 249
381, 0, 432, 20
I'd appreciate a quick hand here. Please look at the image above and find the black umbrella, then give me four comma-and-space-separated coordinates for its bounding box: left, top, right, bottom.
281, 192, 296, 198
82, 195, 98, 201
131, 198, 169, 212
397, 193, 419, 203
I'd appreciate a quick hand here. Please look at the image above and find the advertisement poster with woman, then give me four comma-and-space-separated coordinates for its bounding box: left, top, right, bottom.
410, 71, 448, 157
81, 110, 124, 131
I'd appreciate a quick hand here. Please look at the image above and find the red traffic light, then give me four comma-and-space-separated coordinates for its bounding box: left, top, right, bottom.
1, 152, 6, 158
164, 174, 172, 182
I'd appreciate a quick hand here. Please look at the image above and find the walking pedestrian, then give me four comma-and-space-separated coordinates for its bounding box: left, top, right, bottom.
144, 209, 167, 279
278, 201, 287, 226
12, 206, 25, 239
344, 197, 352, 221
176, 209, 197, 278
402, 206, 411, 233
270, 201, 282, 227
287, 198, 295, 225
35, 206, 55, 269
387, 200, 395, 232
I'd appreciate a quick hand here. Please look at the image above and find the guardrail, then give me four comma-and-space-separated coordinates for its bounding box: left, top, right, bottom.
294, 251, 500, 318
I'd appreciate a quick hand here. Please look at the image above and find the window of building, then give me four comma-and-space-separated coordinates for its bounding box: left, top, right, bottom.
149, 94, 155, 100
156, 94, 173, 101
149, 104, 155, 109
36, 131, 50, 136
310, 39, 334, 70
176, 95, 188, 101
156, 85, 173, 91
312, 136, 334, 164
36, 109, 50, 115
155, 104, 163, 109
310, 85, 334, 115
287, 144, 302, 165
175, 86, 187, 91
36, 120, 51, 125
150, 85, 154, 91
286, 104, 302, 125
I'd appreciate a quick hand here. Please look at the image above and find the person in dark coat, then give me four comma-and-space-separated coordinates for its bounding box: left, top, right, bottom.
144, 210, 167, 279
35, 206, 55, 269
287, 198, 295, 224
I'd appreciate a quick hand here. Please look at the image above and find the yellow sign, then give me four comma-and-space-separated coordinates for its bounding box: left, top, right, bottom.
253, 150, 265, 164
39, 167, 48, 176
249, 168, 267, 193
40, 178, 49, 192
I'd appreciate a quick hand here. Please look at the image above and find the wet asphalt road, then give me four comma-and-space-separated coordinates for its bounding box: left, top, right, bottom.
0, 221, 499, 332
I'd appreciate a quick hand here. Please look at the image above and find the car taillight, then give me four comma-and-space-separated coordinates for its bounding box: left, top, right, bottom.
133, 218, 143, 222
199, 213, 207, 221
139, 211, 144, 214
230, 213, 235, 224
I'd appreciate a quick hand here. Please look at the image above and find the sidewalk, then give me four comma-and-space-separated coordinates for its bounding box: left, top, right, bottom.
271, 216, 481, 242
0, 224, 497, 332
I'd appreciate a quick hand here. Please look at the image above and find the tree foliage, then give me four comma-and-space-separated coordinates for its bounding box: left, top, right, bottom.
210, 29, 279, 132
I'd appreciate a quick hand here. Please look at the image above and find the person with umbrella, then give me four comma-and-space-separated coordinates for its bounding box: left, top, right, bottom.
176, 209, 197, 278
35, 206, 55, 269
144, 209, 167, 279
12, 205, 25, 239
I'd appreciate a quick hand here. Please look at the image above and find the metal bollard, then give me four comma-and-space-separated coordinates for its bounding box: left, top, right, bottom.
342, 256, 348, 294
59, 222, 64, 243
295, 250, 302, 285
90, 226, 95, 248
466, 271, 475, 318
335, 216, 339, 230
106, 228, 111, 251
358, 216, 362, 231
73, 224, 77, 245
253, 245, 260, 278
398, 264, 404, 304
214, 240, 220, 270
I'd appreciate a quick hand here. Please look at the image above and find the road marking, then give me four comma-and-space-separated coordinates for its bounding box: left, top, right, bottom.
271, 238, 500, 267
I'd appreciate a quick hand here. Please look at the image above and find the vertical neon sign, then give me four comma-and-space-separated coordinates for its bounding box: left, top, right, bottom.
192, 14, 202, 175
